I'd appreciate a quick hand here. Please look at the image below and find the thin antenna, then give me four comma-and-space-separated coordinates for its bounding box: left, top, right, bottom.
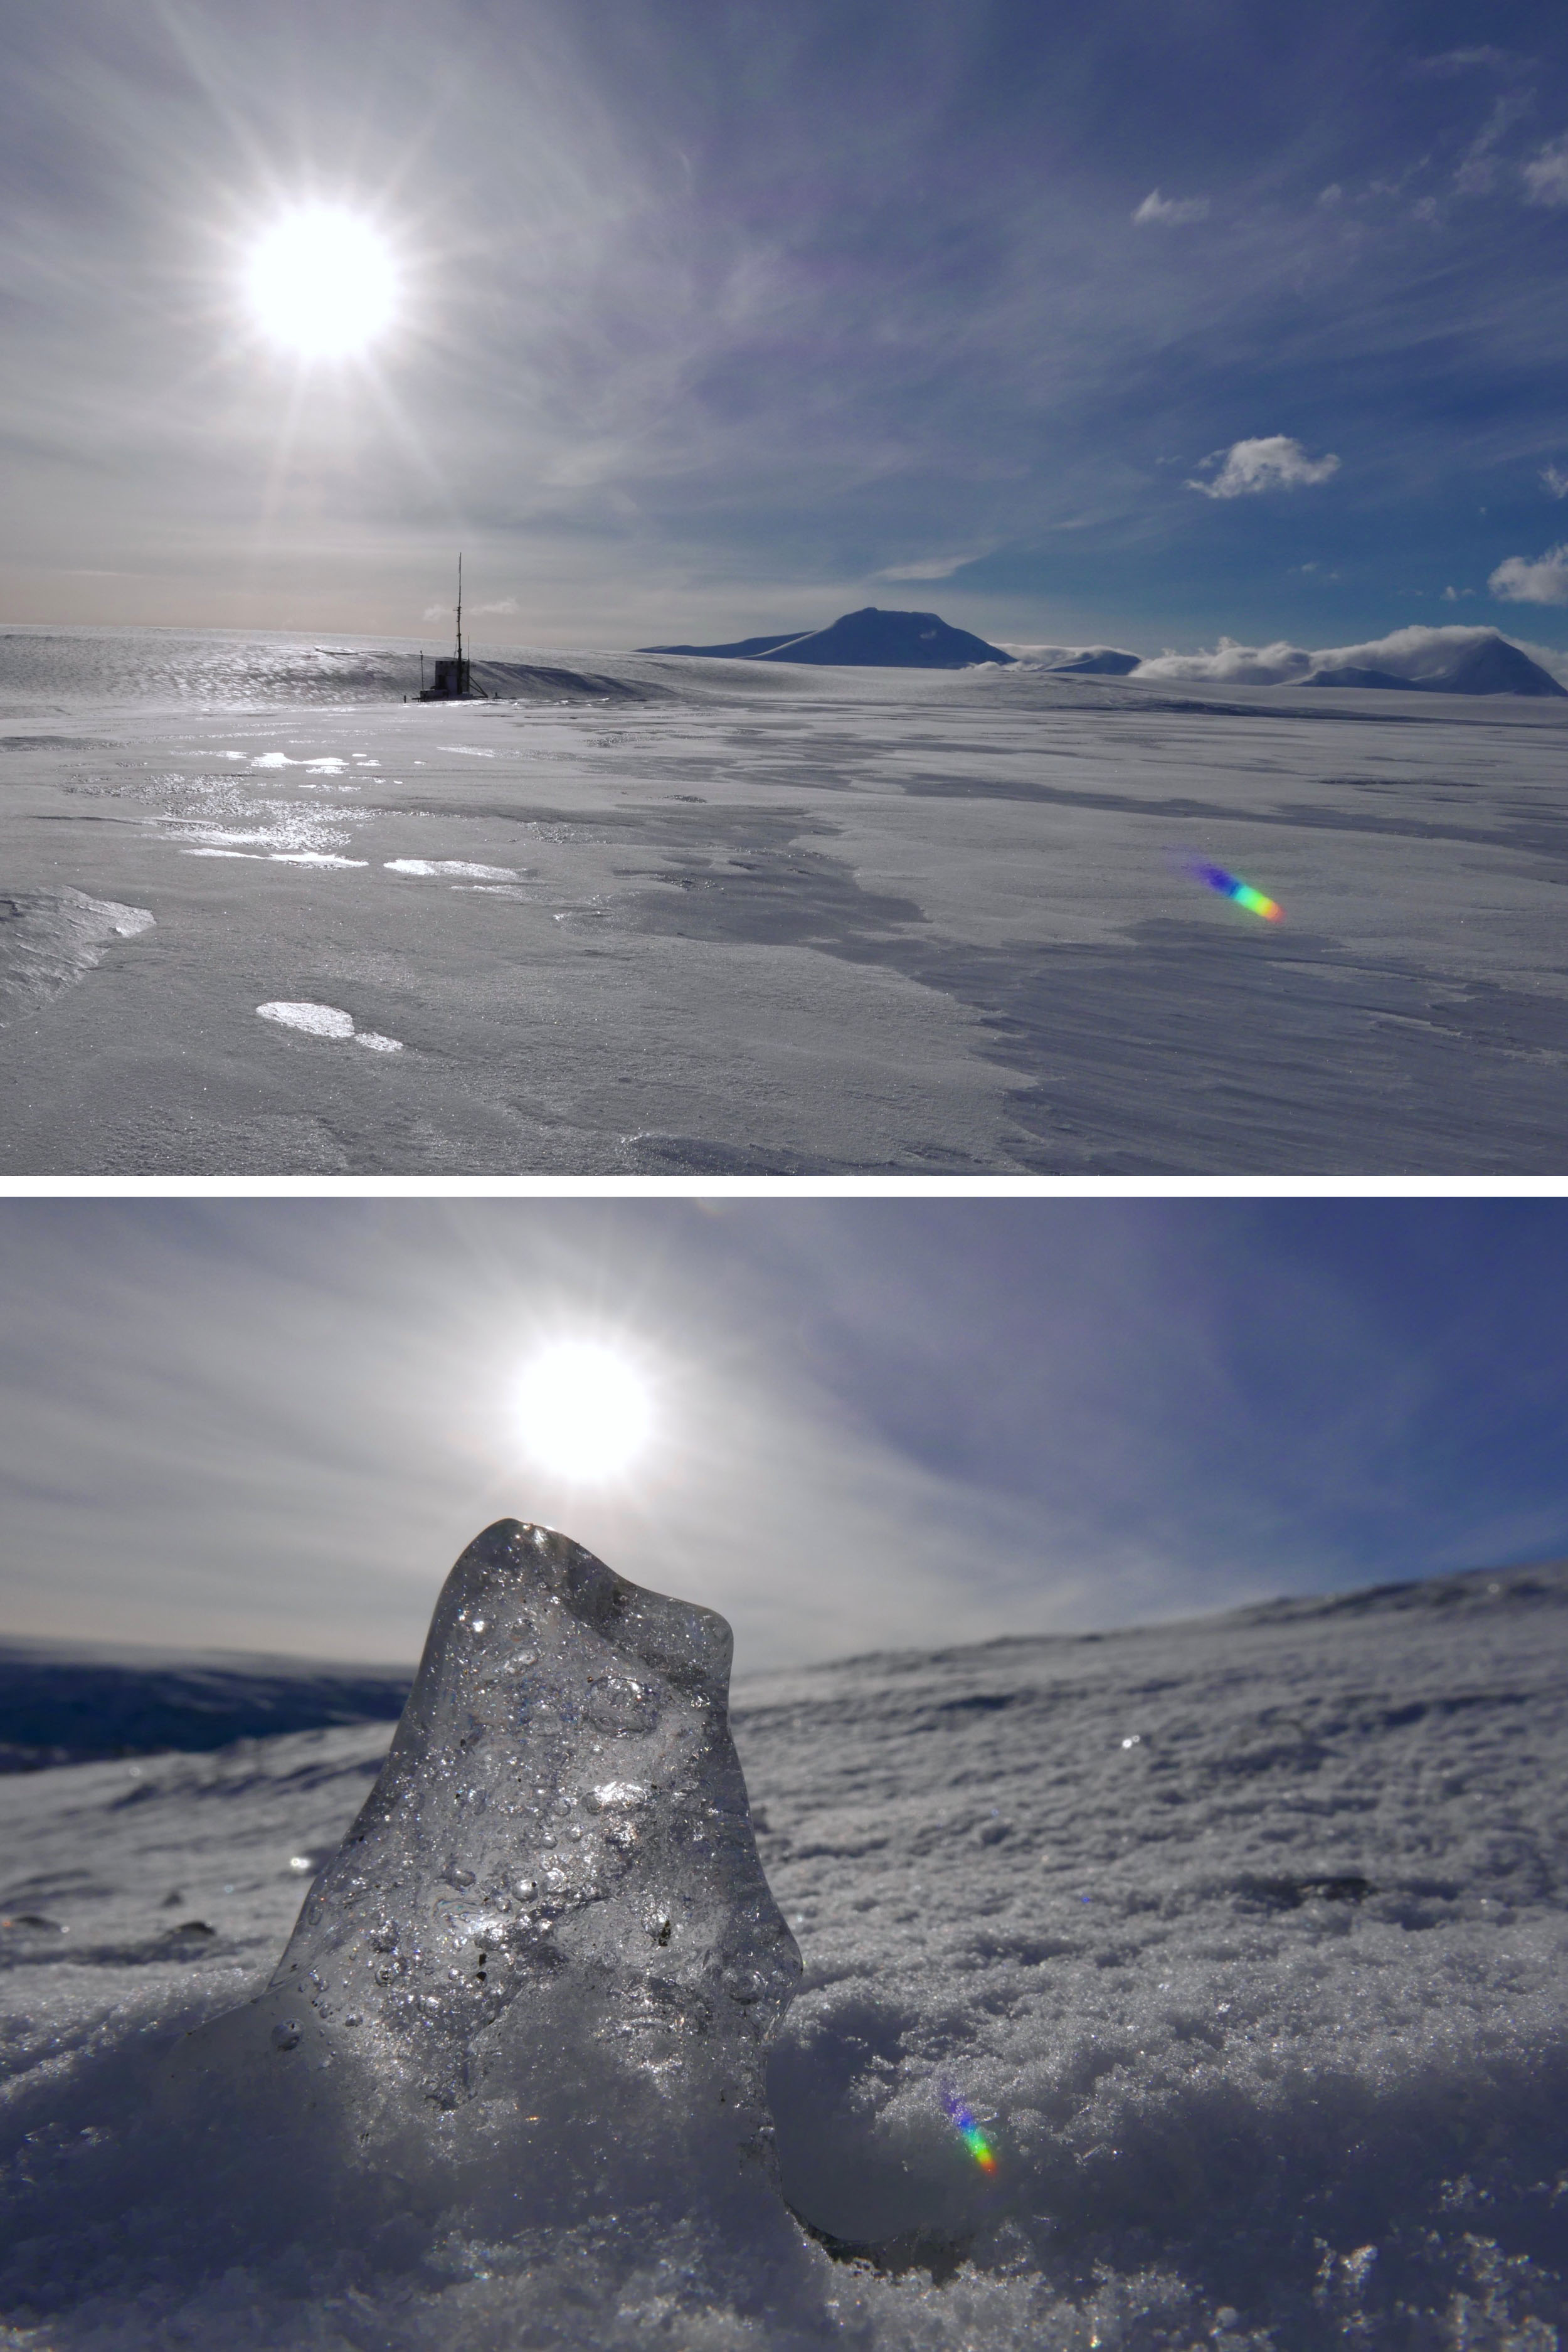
455, 553, 463, 665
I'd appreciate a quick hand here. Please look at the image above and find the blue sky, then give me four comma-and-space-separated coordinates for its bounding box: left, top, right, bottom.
3, 1199, 1567, 1673
4, 1, 1568, 654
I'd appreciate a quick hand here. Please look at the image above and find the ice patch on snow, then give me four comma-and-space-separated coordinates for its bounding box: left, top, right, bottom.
384, 859, 518, 880
256, 1001, 355, 1040
275, 853, 365, 869
255, 1001, 403, 1051
438, 743, 497, 755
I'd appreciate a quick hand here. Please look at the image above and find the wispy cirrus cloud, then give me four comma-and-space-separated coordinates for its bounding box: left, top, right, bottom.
1412, 47, 1530, 78
1489, 543, 1568, 603
1522, 134, 1568, 205
1542, 465, 1568, 499
1187, 435, 1340, 500
875, 553, 982, 581
1131, 189, 1209, 226
1454, 91, 1535, 196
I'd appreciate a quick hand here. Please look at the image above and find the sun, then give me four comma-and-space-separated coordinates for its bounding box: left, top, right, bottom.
516, 1343, 654, 1483
244, 208, 398, 359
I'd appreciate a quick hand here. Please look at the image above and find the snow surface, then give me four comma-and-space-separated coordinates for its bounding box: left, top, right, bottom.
4, 628, 1568, 1171
2, 1555, 1565, 2348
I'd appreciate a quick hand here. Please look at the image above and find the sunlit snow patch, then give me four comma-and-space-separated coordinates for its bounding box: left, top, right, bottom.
384, 859, 518, 881
255, 1001, 403, 1051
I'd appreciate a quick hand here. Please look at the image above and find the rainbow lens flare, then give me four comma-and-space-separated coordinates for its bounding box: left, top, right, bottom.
943, 2091, 999, 2173
1184, 859, 1283, 922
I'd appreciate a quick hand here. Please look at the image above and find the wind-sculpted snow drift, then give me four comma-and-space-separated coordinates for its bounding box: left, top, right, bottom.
165, 1522, 802, 2244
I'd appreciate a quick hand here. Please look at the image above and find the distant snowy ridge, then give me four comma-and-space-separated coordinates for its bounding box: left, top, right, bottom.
0, 1638, 411, 1771
1010, 624, 1568, 696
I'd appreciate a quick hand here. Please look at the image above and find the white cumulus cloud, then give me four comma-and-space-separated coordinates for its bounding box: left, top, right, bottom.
1542, 466, 1568, 499
1135, 637, 1313, 685
1132, 189, 1210, 225
1488, 544, 1568, 604
1187, 436, 1340, 500
1522, 136, 1568, 205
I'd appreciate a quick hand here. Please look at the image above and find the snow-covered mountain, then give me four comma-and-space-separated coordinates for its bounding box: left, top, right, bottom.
1130, 625, 1567, 696
2, 1554, 1564, 2348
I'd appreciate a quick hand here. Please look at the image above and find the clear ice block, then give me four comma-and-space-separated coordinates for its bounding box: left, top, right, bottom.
172, 1522, 800, 2232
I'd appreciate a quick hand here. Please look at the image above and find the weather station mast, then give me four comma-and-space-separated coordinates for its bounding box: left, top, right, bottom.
416, 555, 484, 699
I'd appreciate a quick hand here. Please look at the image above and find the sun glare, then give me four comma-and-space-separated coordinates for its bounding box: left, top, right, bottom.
517, 1343, 654, 1483
245, 208, 397, 359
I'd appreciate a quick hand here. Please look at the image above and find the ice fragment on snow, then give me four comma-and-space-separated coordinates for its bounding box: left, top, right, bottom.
175, 1521, 799, 2222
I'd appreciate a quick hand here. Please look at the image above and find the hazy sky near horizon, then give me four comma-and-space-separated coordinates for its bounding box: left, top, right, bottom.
3, 1197, 1568, 1675
4, 1, 1568, 656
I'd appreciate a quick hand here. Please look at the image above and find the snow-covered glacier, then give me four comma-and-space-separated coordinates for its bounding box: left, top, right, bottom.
1, 1547, 1565, 2346
5, 627, 1568, 1173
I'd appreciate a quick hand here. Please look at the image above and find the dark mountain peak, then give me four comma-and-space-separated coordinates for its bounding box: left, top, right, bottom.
758, 607, 1013, 668
640, 608, 1013, 669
